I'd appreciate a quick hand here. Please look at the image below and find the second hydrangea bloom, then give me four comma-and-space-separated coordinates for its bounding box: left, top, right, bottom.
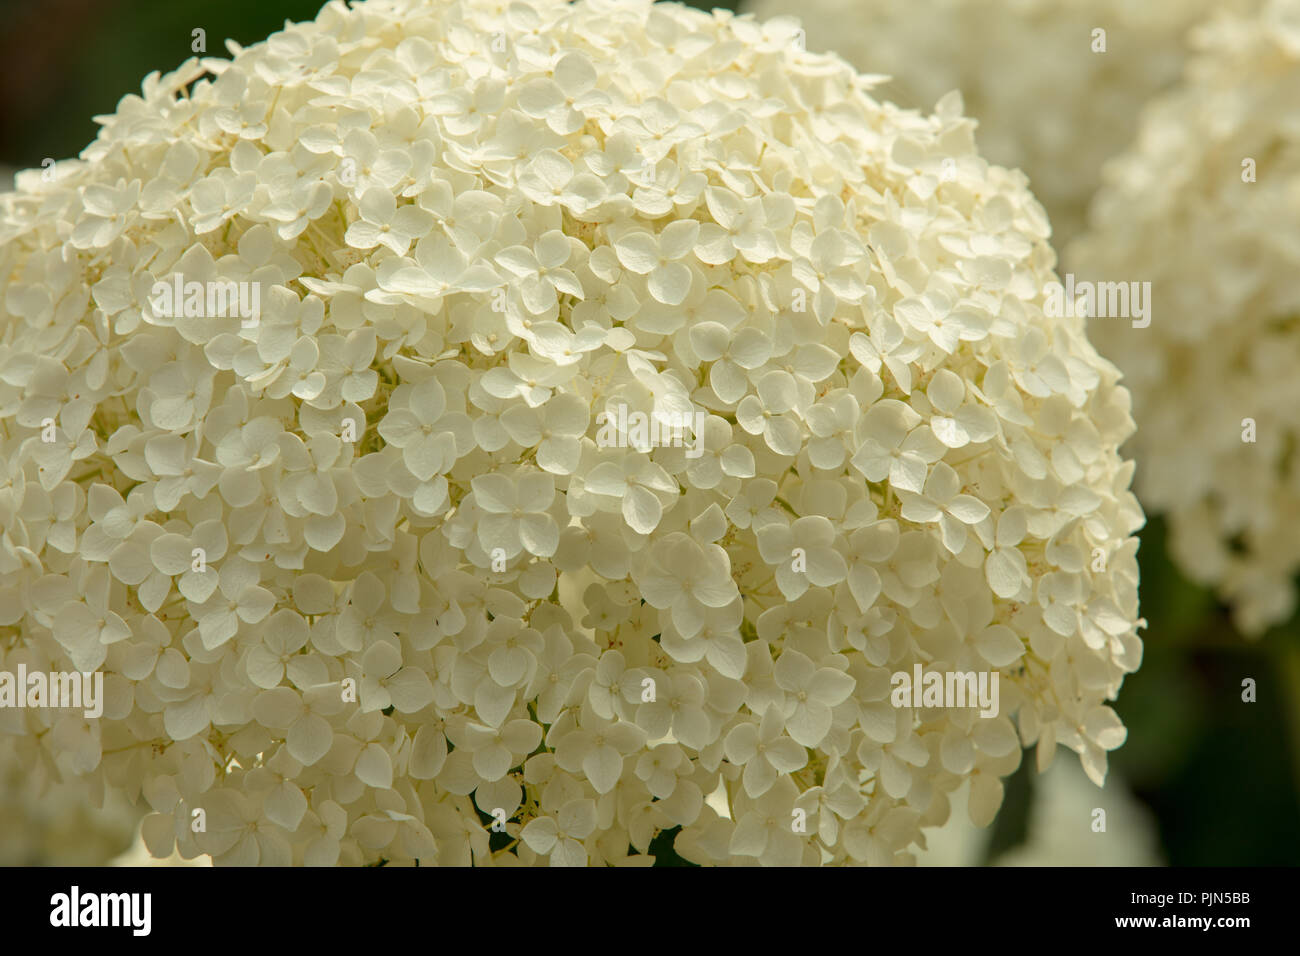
746, 0, 1219, 247
1073, 0, 1300, 636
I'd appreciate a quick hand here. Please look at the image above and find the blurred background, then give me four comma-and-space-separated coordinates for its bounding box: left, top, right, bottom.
0, 0, 1296, 866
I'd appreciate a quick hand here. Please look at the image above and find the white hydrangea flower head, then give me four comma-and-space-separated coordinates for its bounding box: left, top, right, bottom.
744, 0, 1220, 247
0, 165, 145, 867
1071, 0, 1300, 637
0, 0, 1143, 866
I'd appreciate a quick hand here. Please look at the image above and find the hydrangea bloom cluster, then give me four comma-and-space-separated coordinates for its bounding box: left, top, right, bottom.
745, 0, 1216, 247
0, 0, 1143, 866
1071, 0, 1300, 636
0, 161, 144, 868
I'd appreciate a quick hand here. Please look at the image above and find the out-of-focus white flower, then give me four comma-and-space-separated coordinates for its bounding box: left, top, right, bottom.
914, 760, 1162, 866
996, 759, 1163, 866
745, 0, 1221, 246
1071, 0, 1300, 636
0, 0, 1142, 867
